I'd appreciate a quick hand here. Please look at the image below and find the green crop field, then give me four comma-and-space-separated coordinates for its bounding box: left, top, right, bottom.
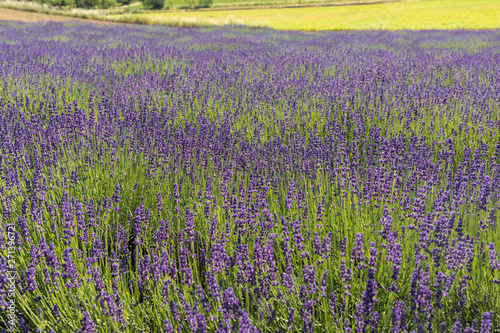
164, 0, 384, 9
111, 0, 500, 30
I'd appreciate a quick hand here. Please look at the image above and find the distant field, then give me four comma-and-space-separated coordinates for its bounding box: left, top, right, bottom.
167, 0, 388, 9
112, 0, 500, 30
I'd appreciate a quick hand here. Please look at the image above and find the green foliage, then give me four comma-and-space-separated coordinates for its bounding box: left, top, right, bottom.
35, 0, 116, 8
38, 0, 75, 8
76, 0, 117, 8
180, 0, 211, 9
196, 0, 212, 8
143, 0, 165, 9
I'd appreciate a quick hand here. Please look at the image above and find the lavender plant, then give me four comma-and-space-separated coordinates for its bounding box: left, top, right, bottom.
0, 22, 499, 332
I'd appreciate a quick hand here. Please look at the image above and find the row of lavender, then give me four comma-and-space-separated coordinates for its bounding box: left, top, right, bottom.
0, 22, 499, 332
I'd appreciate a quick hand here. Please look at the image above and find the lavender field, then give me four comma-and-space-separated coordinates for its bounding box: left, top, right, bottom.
0, 23, 500, 332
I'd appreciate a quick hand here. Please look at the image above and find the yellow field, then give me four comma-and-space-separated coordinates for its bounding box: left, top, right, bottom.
111, 0, 500, 30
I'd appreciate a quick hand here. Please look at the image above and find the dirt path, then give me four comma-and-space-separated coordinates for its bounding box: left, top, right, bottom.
0, 7, 109, 24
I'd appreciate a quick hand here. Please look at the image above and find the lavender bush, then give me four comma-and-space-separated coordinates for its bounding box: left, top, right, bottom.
0, 22, 499, 332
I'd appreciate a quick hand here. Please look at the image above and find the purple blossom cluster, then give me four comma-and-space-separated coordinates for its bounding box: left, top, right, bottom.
0, 22, 499, 332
